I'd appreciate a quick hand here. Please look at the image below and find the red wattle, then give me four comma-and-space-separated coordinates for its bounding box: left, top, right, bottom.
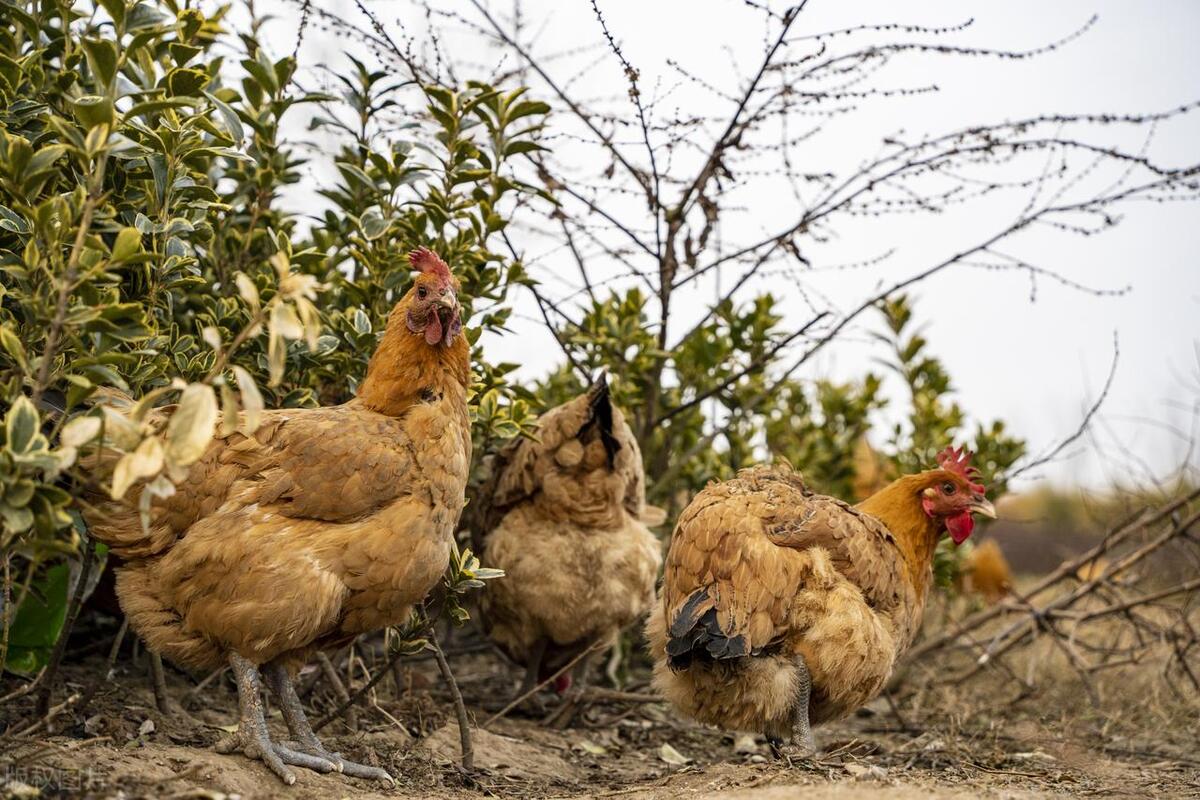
946, 511, 975, 544
424, 309, 443, 345
553, 674, 573, 695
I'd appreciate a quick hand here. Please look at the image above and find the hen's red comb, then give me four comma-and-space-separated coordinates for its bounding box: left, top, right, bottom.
408, 247, 452, 283
936, 445, 985, 493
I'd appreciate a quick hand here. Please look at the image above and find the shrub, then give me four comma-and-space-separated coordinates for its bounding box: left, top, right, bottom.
0, 0, 540, 673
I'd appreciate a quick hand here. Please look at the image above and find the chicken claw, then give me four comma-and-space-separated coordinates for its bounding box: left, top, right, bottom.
262, 661, 395, 785
217, 653, 307, 785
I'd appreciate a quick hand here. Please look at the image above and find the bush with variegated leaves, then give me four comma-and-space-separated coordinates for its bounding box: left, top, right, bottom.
0, 0, 540, 674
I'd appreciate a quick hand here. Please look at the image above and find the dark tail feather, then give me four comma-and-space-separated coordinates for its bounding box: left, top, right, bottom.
584, 370, 620, 469
35, 388, 68, 419
665, 586, 749, 671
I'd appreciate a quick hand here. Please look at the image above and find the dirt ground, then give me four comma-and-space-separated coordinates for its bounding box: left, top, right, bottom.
4, 637, 1199, 800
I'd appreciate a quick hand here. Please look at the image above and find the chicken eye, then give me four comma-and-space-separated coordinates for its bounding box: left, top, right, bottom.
417, 285, 428, 299
942, 482, 956, 495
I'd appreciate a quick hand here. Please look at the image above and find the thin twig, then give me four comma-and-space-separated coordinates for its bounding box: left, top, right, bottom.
905, 490, 1200, 661
317, 651, 358, 732
313, 646, 406, 732
0, 554, 10, 677
429, 628, 473, 773
654, 311, 828, 425
1003, 332, 1119, 481
186, 665, 227, 700
76, 617, 127, 718
10, 692, 80, 738
588, 0, 664, 254
483, 641, 601, 728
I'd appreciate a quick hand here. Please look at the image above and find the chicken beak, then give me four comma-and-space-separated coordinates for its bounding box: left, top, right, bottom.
432, 294, 459, 328
970, 497, 997, 519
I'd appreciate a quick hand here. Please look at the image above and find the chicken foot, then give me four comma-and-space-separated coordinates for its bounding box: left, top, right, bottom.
513, 638, 549, 714
543, 648, 593, 729
261, 660, 395, 784
482, 639, 548, 715
768, 654, 816, 762
215, 653, 340, 785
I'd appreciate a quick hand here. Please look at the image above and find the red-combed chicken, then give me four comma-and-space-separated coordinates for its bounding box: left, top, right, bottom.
474, 375, 663, 724
647, 446, 995, 757
82, 249, 470, 785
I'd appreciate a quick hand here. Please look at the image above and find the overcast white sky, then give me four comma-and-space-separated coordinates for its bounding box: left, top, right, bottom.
256, 0, 1200, 490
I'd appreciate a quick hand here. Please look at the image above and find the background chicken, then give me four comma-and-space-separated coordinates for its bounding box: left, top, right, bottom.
958, 539, 1014, 605
648, 446, 995, 757
79, 249, 470, 785
474, 375, 663, 724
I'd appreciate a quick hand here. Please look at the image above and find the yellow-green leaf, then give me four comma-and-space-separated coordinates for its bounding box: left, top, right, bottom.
100, 406, 142, 451
270, 302, 303, 341
60, 415, 102, 448
218, 381, 238, 437
234, 272, 260, 311
232, 366, 263, 434
5, 396, 39, 454
111, 436, 164, 500
164, 383, 217, 468
111, 227, 142, 262
0, 324, 27, 371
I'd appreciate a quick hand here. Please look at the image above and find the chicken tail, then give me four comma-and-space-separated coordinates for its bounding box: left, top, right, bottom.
117, 563, 224, 670
664, 586, 750, 671
34, 385, 141, 420
33, 388, 68, 418
583, 370, 620, 470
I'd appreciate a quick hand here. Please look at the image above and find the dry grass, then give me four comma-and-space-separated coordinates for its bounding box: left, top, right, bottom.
3, 489, 1198, 798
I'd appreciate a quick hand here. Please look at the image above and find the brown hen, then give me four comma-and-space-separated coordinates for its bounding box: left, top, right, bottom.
475, 375, 663, 724
648, 447, 995, 757
958, 538, 1013, 605
81, 249, 470, 785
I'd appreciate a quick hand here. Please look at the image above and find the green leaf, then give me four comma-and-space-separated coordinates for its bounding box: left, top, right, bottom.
72, 95, 115, 129
168, 43, 203, 66
81, 38, 119, 87
27, 144, 68, 175
503, 140, 547, 157
241, 55, 278, 95
0, 204, 30, 234
204, 90, 244, 143
125, 98, 198, 118
165, 67, 209, 97
1, 503, 33, 535
360, 207, 389, 240
4, 563, 69, 676
98, 0, 127, 30
506, 100, 550, 122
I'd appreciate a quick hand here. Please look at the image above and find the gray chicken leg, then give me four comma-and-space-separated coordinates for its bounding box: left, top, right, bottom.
262, 660, 394, 784
214, 653, 339, 784
768, 654, 816, 761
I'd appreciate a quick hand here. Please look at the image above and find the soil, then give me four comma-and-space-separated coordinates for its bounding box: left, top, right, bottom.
4, 641, 1198, 800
